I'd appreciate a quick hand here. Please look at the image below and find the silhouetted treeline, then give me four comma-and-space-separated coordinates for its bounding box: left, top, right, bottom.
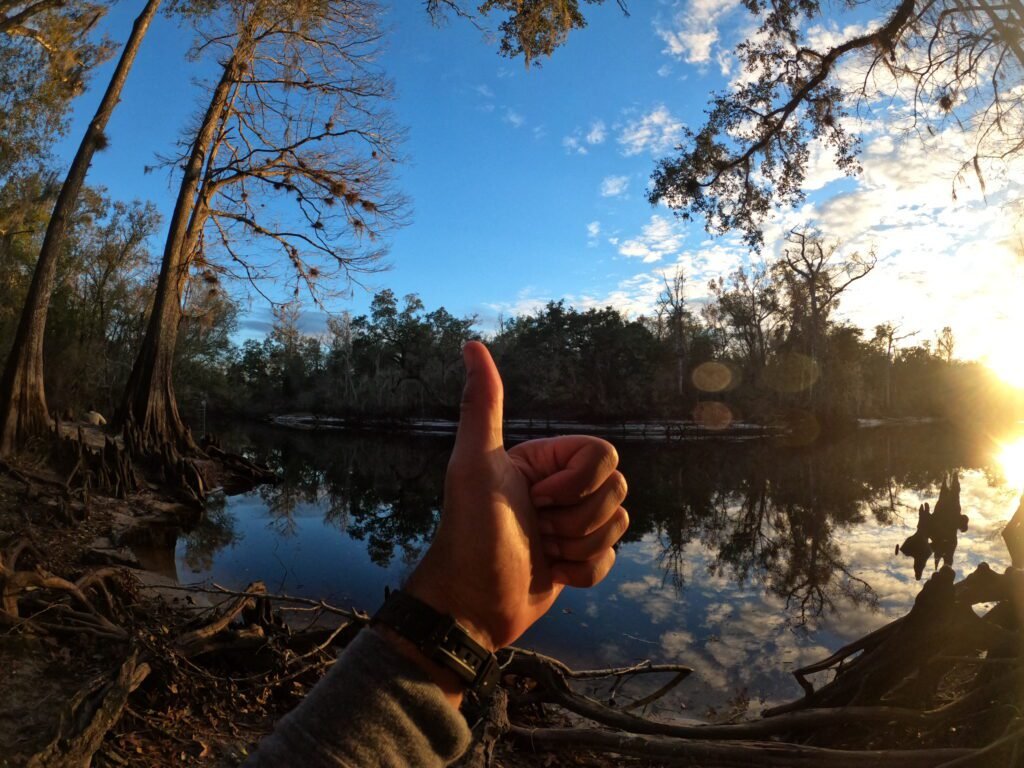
222, 276, 1021, 431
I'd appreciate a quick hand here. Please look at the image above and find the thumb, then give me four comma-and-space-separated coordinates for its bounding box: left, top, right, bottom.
452, 341, 504, 460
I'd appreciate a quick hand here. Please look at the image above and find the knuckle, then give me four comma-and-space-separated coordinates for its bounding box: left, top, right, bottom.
615, 508, 630, 540
602, 441, 620, 471
586, 550, 616, 587
613, 471, 629, 503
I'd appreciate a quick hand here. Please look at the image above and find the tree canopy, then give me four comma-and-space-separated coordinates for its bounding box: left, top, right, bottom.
0, 1, 112, 183
649, 0, 1024, 246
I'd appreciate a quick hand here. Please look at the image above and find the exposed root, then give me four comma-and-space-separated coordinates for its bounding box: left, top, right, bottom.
26, 651, 151, 768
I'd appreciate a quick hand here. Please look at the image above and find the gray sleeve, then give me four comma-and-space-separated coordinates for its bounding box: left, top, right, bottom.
243, 627, 472, 768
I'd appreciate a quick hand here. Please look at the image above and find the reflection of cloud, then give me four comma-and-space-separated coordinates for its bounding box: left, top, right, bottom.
618, 574, 680, 624
236, 307, 330, 340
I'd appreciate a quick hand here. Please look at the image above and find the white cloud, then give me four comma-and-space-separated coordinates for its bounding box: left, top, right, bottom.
600, 175, 630, 197
657, 63, 673, 78
656, 0, 741, 65
618, 105, 684, 156
562, 134, 588, 155
618, 215, 683, 263
587, 220, 602, 244
474, 84, 494, 99
586, 120, 607, 145
503, 108, 525, 128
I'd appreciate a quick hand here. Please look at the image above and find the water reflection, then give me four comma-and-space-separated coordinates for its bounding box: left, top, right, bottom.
175, 422, 1022, 712
897, 476, 969, 579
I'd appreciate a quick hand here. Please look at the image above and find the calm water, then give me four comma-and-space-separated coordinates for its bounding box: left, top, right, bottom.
170, 422, 1024, 718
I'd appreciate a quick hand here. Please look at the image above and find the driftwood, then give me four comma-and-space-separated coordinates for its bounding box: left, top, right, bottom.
175, 580, 268, 656
26, 652, 151, 768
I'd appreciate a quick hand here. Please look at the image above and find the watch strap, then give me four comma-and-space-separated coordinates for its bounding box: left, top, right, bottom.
372, 589, 500, 699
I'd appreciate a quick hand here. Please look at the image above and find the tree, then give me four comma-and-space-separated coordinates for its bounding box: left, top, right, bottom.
873, 322, 919, 412
936, 325, 956, 363
426, 0, 629, 65
0, 1, 112, 182
706, 265, 783, 385
649, 0, 1024, 245
778, 229, 876, 368
119, 0, 404, 455
0, 0, 162, 455
654, 266, 695, 398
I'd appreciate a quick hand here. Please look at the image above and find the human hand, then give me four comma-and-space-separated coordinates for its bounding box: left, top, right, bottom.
405, 341, 628, 656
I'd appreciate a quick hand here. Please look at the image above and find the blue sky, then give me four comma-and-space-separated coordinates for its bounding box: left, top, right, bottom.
55, 1, 1024, 382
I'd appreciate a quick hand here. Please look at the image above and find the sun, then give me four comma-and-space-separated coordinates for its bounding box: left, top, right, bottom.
997, 437, 1024, 491
986, 347, 1024, 390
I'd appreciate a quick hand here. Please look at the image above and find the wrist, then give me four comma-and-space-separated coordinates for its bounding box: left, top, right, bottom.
404, 567, 498, 654
371, 625, 465, 710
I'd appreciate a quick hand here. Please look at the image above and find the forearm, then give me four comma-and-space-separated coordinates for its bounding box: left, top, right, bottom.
244, 627, 471, 768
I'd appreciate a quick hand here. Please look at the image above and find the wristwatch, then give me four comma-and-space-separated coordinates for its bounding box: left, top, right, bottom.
372, 589, 500, 700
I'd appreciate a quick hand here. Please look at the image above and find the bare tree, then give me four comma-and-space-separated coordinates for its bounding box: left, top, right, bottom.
936, 325, 956, 363
0, 0, 162, 455
707, 265, 784, 384
655, 266, 692, 397
118, 0, 404, 455
778, 229, 877, 368
873, 322, 919, 411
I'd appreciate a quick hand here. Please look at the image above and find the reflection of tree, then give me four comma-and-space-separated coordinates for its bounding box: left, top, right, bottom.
624, 426, 978, 627
226, 424, 445, 567
214, 422, 992, 626
181, 496, 241, 572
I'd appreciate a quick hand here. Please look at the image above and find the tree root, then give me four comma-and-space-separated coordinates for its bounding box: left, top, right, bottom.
175, 580, 268, 656
26, 651, 151, 768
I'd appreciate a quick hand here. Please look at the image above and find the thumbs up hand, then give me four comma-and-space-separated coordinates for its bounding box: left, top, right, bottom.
406, 342, 629, 656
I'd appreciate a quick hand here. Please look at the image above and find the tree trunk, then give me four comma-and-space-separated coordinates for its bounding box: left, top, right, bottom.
0, 0, 162, 456
117, 42, 250, 454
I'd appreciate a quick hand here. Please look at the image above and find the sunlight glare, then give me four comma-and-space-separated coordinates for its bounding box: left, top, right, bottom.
986, 348, 1024, 390
997, 437, 1024, 491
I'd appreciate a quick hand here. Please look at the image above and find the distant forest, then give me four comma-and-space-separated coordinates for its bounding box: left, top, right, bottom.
1, 197, 1016, 433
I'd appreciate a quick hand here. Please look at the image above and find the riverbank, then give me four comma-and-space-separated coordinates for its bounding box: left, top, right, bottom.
269, 413, 785, 441
4, 430, 1023, 767
0, 450, 682, 767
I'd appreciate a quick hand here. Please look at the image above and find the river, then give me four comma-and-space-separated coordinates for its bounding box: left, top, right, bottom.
165, 422, 1024, 720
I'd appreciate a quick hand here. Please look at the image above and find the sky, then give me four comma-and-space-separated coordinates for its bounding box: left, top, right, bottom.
54, 1, 1024, 384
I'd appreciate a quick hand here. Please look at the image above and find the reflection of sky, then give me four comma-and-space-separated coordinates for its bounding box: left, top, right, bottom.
177, 430, 1024, 719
